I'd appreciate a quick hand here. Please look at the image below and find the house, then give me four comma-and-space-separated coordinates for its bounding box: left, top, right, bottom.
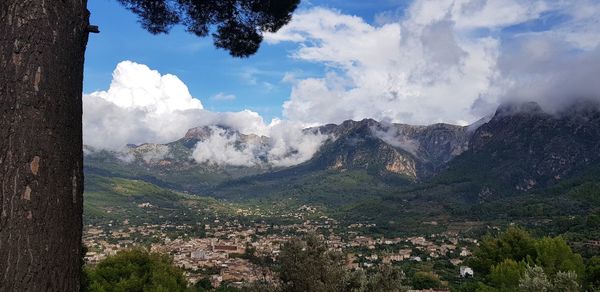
191, 250, 208, 260
460, 266, 474, 278
450, 258, 463, 266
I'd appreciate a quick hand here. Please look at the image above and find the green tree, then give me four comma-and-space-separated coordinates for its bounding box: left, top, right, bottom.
488, 259, 526, 291
455, 281, 496, 292
518, 265, 580, 292
585, 256, 600, 290
345, 264, 409, 292
534, 236, 584, 278
85, 248, 188, 292
552, 271, 579, 292
365, 264, 409, 292
278, 233, 346, 292
344, 269, 368, 292
244, 281, 278, 292
470, 226, 537, 275
411, 271, 442, 290
194, 278, 213, 291
118, 0, 300, 57
518, 265, 552, 292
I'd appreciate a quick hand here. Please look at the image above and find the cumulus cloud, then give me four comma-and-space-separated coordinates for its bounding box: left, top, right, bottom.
83, 61, 269, 150
83, 61, 328, 167
484, 37, 600, 113
89, 61, 203, 113
265, 6, 499, 125
266, 1, 600, 125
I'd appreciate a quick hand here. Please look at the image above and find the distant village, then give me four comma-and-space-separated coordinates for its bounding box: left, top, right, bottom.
84, 204, 478, 289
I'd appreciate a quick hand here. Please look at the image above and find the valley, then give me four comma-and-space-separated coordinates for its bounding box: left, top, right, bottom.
83, 101, 600, 289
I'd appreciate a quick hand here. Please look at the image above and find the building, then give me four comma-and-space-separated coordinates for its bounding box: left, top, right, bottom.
460, 266, 474, 278
191, 250, 208, 260
213, 245, 243, 254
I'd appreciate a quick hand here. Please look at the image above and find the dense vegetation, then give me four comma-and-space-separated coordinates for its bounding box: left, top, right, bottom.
84, 228, 600, 291
458, 227, 599, 291
84, 249, 189, 291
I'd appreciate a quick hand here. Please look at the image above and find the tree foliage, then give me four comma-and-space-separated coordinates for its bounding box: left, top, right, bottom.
552, 271, 580, 292
117, 0, 300, 57
274, 234, 410, 292
345, 264, 409, 292
487, 259, 526, 291
470, 226, 537, 275
278, 233, 346, 292
518, 265, 553, 292
585, 256, 600, 291
467, 227, 589, 291
518, 265, 579, 292
534, 236, 584, 278
411, 271, 441, 290
84, 248, 188, 292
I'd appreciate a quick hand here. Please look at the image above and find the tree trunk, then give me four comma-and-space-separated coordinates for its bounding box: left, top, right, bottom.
0, 1, 89, 291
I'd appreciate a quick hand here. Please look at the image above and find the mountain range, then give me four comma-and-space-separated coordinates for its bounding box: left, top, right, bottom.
84, 101, 600, 234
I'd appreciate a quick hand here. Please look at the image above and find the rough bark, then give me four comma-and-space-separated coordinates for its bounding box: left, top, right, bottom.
0, 1, 89, 291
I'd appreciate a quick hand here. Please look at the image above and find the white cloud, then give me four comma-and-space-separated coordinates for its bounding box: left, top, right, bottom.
266, 121, 329, 167
89, 61, 203, 114
267, 6, 500, 125
83, 61, 271, 150
192, 127, 264, 167
370, 125, 420, 157
83, 61, 328, 167
490, 38, 600, 112
190, 123, 329, 167
211, 92, 236, 101
137, 144, 171, 163
266, 1, 600, 125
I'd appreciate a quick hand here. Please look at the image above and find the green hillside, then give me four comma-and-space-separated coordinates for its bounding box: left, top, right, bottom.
84, 174, 237, 226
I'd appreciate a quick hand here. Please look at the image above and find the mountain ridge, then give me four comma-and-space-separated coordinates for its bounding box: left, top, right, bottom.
83, 100, 600, 235
84, 101, 600, 198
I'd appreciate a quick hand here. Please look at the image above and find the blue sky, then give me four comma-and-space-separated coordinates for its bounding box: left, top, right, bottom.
85, 0, 409, 121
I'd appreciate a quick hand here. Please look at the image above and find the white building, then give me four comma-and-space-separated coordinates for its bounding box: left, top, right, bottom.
460, 266, 474, 278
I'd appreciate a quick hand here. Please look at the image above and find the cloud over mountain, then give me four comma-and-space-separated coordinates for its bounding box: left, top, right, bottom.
83, 61, 328, 167
189, 123, 328, 167
83, 61, 269, 150
83, 1, 600, 167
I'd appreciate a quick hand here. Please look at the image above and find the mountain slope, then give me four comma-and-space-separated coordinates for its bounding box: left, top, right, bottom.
83, 101, 600, 236
84, 174, 239, 226
311, 119, 470, 178
436, 101, 600, 194
85, 101, 600, 207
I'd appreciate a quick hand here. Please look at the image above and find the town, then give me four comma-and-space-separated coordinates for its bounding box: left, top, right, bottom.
83, 204, 478, 289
